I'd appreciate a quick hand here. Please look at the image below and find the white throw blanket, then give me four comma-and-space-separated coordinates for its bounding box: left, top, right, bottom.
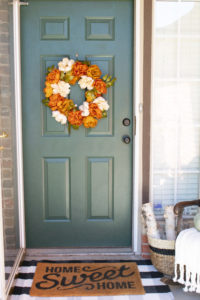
173, 228, 200, 293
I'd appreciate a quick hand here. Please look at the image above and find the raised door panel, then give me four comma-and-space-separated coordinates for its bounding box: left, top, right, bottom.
43, 158, 71, 221
87, 157, 114, 220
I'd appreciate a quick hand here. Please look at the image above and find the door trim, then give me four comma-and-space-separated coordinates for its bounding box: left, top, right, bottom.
14, 0, 144, 256
132, 0, 144, 255
13, 0, 27, 250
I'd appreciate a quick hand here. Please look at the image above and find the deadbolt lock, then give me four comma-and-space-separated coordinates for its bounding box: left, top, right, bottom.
122, 118, 131, 126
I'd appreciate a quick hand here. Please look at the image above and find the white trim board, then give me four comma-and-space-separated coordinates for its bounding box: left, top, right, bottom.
133, 0, 144, 255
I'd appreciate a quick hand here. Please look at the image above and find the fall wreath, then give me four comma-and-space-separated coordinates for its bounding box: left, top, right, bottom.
42, 57, 116, 131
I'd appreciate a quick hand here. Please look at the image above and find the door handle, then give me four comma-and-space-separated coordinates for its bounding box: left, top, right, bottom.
0, 132, 8, 138
122, 135, 131, 144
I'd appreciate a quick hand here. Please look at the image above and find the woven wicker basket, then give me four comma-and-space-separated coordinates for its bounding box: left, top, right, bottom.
148, 236, 175, 276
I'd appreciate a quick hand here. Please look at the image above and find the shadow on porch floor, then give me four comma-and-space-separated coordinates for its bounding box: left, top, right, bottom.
170, 285, 200, 300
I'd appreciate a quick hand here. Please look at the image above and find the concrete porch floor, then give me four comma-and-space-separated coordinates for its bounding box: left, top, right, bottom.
170, 285, 200, 299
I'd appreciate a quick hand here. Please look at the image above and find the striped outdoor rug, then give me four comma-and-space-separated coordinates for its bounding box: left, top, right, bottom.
9, 260, 174, 300
5, 260, 15, 281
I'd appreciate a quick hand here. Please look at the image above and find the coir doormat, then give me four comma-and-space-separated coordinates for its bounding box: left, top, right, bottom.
30, 262, 145, 297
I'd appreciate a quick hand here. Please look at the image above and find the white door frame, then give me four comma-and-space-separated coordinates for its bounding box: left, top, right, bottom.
11, 0, 144, 257
132, 0, 144, 255
13, 0, 27, 251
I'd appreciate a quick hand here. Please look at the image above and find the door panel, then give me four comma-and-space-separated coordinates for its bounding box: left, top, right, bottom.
87, 157, 113, 220
21, 0, 133, 247
44, 157, 71, 221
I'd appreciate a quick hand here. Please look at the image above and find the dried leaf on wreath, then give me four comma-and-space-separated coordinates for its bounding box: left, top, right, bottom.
102, 111, 107, 118
47, 65, 55, 73
42, 98, 49, 106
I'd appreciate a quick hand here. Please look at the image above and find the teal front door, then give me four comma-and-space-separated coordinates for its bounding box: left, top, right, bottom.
21, 0, 134, 248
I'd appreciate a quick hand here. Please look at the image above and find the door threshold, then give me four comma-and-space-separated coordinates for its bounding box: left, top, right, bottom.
25, 247, 141, 260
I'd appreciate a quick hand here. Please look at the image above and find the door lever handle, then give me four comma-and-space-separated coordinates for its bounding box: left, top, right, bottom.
0, 132, 8, 138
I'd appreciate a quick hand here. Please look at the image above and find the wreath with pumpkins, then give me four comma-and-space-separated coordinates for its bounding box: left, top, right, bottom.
42, 57, 116, 132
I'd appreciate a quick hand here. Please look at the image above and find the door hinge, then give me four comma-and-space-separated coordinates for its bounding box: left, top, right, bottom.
9, 1, 29, 6
134, 116, 136, 135
19, 1, 29, 6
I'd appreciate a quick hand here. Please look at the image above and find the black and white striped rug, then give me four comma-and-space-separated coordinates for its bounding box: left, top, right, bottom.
9, 260, 174, 300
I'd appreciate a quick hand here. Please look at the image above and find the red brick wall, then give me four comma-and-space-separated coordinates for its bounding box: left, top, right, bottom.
141, 234, 151, 259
